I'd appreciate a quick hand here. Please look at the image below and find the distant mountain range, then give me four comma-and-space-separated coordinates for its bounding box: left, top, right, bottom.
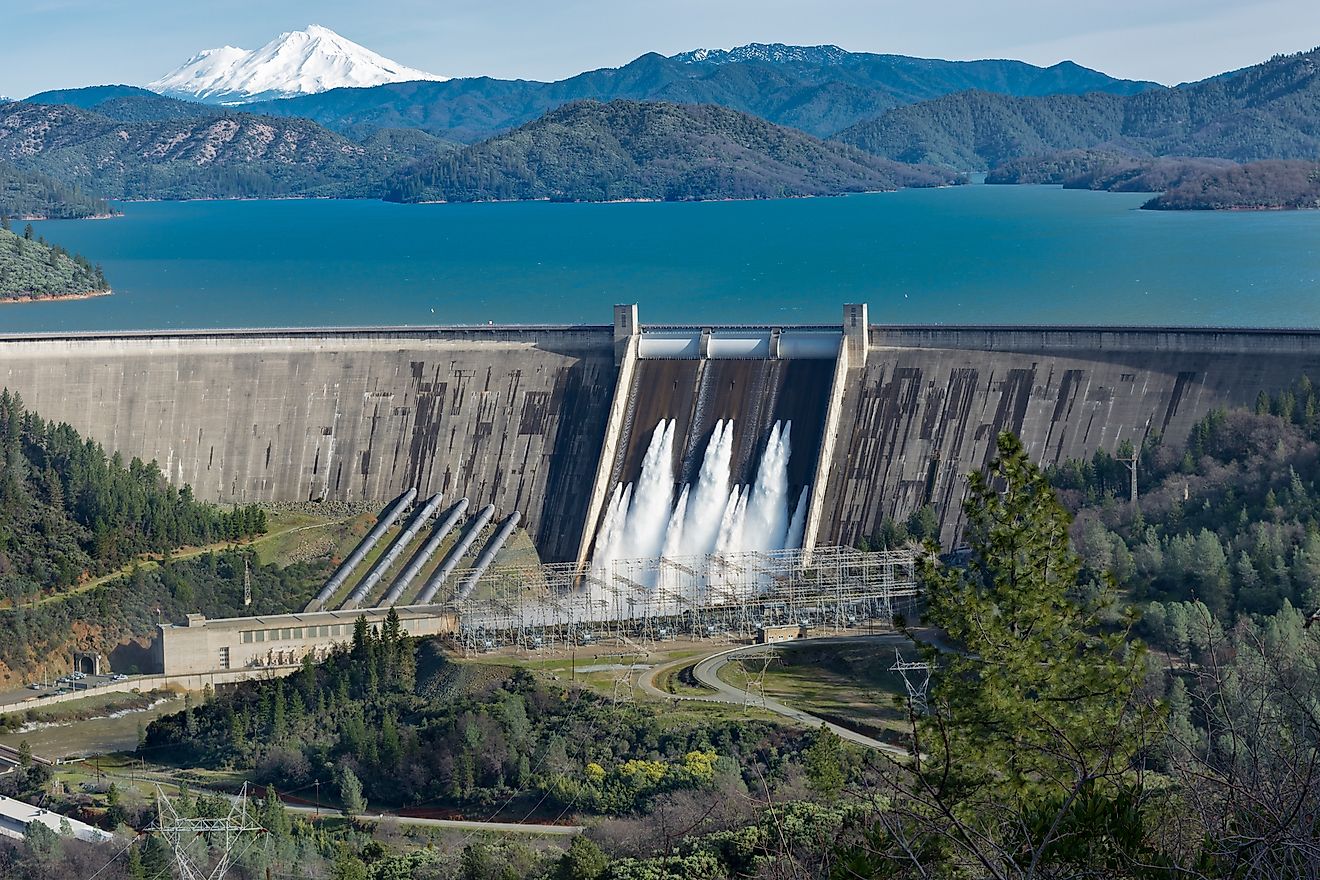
670, 44, 856, 65
233, 41, 1157, 142
148, 25, 447, 104
384, 99, 959, 203
833, 48, 1320, 169
9, 35, 1320, 210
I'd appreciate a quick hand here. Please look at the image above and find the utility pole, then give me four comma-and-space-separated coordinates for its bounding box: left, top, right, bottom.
243, 558, 252, 608
1119, 448, 1139, 507
1119, 419, 1153, 508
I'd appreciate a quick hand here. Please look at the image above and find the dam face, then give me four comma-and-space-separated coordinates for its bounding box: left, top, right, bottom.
0, 328, 614, 562
821, 326, 1320, 545
7, 314, 1320, 556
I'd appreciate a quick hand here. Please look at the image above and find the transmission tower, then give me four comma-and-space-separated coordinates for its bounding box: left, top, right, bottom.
599, 651, 646, 704
889, 648, 932, 716
153, 782, 264, 880
739, 649, 778, 710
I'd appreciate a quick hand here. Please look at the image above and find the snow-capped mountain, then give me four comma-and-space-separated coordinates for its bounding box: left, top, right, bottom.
671, 43, 853, 66
148, 25, 447, 104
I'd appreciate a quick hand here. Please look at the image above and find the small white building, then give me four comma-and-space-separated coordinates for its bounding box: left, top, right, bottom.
0, 794, 115, 843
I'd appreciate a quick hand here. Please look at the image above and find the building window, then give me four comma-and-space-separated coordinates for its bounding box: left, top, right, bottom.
293, 628, 303, 639
218, 647, 230, 670
280, 628, 292, 640
241, 631, 253, 644
255, 630, 265, 643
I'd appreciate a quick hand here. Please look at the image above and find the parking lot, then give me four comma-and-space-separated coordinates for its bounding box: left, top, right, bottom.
0, 672, 130, 710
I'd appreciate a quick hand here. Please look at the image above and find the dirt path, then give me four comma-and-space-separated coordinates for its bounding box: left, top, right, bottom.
11, 517, 351, 611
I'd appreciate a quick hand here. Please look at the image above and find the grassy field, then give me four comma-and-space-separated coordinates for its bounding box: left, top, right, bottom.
716, 641, 912, 736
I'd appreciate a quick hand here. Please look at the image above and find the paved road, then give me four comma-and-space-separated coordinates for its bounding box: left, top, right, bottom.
83, 762, 584, 836
638, 635, 912, 755
282, 803, 583, 835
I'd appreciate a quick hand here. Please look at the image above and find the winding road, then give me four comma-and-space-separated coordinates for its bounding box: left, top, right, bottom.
638, 635, 913, 756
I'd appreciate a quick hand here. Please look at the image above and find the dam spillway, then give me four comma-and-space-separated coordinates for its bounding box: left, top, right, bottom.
8, 312, 1320, 555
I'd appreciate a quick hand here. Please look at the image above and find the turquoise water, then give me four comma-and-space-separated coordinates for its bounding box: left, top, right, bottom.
9, 185, 1320, 331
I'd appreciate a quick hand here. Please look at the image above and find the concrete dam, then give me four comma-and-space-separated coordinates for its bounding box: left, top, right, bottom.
6, 307, 1320, 560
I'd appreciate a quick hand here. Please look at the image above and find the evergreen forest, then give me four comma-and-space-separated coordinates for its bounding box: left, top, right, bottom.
0, 221, 109, 300
0, 391, 276, 676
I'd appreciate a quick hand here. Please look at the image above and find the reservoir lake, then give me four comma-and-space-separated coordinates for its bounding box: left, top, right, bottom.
9, 184, 1320, 332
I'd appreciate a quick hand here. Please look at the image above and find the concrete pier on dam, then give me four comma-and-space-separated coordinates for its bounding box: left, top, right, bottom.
5, 313, 1320, 561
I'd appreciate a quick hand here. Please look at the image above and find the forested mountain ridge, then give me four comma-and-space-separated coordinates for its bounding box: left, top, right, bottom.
0, 100, 427, 200
0, 160, 113, 219
384, 99, 961, 203
0, 221, 109, 300
985, 150, 1237, 189
241, 45, 1156, 143
23, 85, 224, 123
835, 46, 1320, 169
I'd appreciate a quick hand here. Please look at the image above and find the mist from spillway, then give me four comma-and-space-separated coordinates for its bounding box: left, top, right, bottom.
592, 418, 809, 587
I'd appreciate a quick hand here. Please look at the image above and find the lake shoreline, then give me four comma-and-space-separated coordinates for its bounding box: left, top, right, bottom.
0, 289, 112, 305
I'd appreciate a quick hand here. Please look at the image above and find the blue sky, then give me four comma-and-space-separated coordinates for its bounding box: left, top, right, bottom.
6, 0, 1319, 98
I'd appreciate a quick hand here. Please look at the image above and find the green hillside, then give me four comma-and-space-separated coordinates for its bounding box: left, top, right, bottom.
386, 99, 960, 203
0, 222, 109, 300
1145, 160, 1320, 209
835, 47, 1320, 169
0, 161, 112, 219
0, 390, 282, 678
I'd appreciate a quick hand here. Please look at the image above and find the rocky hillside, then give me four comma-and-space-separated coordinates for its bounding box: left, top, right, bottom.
384, 99, 961, 203
0, 100, 426, 199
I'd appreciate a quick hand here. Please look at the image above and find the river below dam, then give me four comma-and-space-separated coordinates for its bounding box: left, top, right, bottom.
10, 185, 1320, 332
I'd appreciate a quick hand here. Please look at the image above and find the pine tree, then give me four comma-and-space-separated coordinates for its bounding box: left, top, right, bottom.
803, 724, 845, 798
886, 432, 1159, 876
337, 764, 366, 815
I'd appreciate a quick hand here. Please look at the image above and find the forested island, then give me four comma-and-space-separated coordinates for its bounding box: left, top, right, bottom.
0, 220, 110, 301
986, 153, 1320, 210
1143, 160, 1320, 210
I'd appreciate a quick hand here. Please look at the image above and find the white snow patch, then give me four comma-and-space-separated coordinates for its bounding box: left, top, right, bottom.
148, 24, 447, 104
